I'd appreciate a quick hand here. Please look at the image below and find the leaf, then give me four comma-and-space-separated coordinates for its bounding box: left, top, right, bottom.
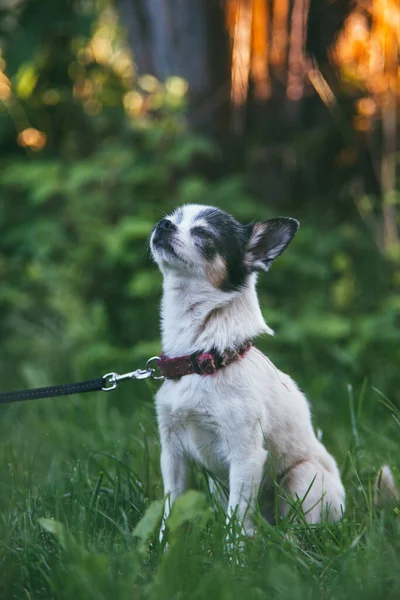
167, 490, 210, 531
15, 63, 38, 99
132, 499, 164, 552
39, 518, 86, 556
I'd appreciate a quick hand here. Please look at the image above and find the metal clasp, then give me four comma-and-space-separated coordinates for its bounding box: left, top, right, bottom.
102, 356, 164, 391
145, 356, 165, 380
102, 372, 119, 391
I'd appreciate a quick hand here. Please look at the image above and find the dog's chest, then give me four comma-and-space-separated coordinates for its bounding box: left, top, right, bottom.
156, 378, 233, 474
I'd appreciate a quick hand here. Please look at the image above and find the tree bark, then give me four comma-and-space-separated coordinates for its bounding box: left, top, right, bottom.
117, 0, 230, 132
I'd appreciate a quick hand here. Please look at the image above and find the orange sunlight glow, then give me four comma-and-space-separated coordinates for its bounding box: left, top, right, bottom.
251, 0, 270, 100
286, 0, 309, 101
334, 0, 400, 101
334, 0, 400, 250
230, 0, 253, 133
0, 70, 11, 101
17, 128, 47, 151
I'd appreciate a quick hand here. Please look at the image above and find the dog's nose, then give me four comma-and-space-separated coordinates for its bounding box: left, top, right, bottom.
153, 218, 177, 246
157, 219, 176, 233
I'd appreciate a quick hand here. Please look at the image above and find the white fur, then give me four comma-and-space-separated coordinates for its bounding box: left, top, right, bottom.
151, 205, 345, 537
374, 465, 400, 506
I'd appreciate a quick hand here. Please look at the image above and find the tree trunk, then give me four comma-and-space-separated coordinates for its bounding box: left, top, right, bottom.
117, 0, 231, 132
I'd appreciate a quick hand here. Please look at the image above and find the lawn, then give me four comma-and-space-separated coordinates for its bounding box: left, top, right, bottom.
1, 364, 399, 600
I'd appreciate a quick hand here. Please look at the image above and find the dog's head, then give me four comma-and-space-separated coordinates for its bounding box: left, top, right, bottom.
150, 204, 299, 291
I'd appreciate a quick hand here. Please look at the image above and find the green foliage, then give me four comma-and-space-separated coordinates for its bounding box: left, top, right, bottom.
1, 120, 399, 405
133, 499, 164, 553
167, 490, 212, 532
0, 383, 399, 599
0, 119, 216, 390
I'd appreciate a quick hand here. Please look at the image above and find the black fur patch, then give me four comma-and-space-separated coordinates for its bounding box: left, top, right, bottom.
194, 208, 250, 291
173, 207, 184, 224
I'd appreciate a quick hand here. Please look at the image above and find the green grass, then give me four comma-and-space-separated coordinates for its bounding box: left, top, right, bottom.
0, 378, 399, 600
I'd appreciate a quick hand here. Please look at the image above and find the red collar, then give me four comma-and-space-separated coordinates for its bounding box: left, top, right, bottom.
156, 341, 252, 380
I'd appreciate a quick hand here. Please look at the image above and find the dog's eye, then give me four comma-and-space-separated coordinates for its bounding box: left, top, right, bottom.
191, 226, 215, 241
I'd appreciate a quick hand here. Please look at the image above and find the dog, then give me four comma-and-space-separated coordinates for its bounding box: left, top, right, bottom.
150, 204, 346, 536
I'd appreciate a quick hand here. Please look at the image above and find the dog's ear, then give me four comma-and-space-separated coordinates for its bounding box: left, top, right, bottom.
244, 217, 299, 272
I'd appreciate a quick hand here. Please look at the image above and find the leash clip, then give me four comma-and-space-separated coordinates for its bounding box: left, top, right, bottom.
102, 356, 164, 391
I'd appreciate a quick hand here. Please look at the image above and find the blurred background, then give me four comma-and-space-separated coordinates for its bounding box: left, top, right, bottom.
1, 0, 399, 406
0, 1, 399, 596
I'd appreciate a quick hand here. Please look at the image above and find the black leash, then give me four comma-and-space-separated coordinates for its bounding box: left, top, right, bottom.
0, 378, 106, 404
0, 356, 163, 405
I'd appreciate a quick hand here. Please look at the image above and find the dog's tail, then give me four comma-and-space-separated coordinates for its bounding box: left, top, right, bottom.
373, 465, 400, 507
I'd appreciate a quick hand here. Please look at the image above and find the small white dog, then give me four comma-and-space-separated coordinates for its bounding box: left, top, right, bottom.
150, 204, 345, 536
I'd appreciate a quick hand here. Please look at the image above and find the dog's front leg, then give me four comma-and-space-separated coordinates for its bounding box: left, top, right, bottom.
159, 442, 188, 543
227, 448, 268, 536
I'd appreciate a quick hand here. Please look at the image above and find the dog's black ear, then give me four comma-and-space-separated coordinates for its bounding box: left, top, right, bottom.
244, 217, 300, 272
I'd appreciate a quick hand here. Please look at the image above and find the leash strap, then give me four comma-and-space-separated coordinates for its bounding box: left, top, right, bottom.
0, 378, 106, 404
0, 356, 164, 405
